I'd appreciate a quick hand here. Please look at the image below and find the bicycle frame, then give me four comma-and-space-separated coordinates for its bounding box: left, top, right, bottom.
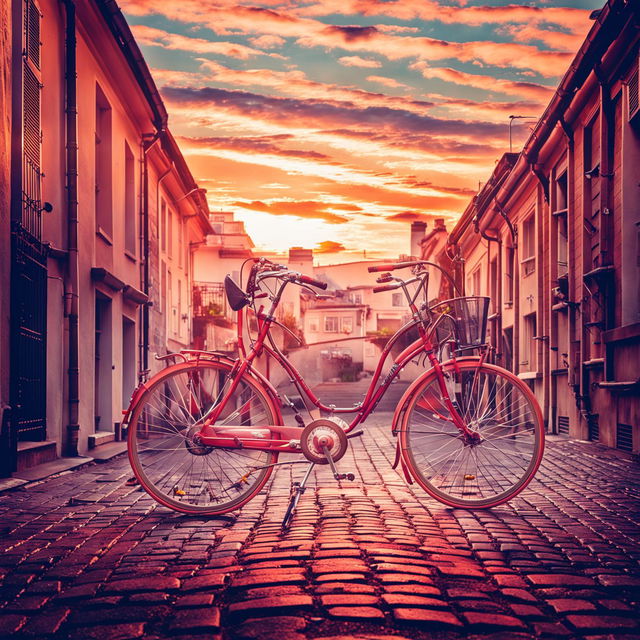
191, 271, 480, 453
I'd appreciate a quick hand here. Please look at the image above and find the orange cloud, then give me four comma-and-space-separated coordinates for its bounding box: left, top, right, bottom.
413, 63, 555, 101
232, 200, 352, 224
130, 24, 285, 59
315, 240, 347, 253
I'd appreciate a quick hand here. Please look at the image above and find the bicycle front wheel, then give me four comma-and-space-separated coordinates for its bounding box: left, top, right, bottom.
128, 360, 279, 515
400, 361, 544, 508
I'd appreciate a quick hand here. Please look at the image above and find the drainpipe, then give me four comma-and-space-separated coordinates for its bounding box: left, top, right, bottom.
140, 133, 163, 380
474, 215, 502, 362
62, 0, 79, 456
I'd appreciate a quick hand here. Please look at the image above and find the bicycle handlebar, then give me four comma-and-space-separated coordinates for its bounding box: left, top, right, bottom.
368, 260, 423, 273
373, 283, 402, 293
298, 275, 328, 290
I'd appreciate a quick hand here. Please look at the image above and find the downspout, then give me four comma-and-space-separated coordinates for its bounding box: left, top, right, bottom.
474, 216, 502, 362
140, 133, 163, 380
62, 0, 79, 456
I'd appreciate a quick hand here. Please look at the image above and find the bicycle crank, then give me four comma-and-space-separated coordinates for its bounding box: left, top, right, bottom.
300, 418, 349, 465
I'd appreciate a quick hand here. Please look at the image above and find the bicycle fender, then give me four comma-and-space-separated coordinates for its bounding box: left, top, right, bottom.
392, 439, 414, 484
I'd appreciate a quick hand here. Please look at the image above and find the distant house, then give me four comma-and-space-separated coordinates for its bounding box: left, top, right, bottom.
1, 0, 211, 477
192, 211, 254, 353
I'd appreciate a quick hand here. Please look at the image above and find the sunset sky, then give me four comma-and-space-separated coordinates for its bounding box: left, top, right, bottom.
121, 0, 603, 262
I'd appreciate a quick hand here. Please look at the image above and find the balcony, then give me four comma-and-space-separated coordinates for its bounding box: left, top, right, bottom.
193, 283, 227, 319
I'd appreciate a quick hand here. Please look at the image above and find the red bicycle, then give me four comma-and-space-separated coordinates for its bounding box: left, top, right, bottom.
124, 258, 544, 525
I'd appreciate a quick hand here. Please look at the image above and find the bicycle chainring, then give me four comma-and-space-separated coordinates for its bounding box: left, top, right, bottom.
300, 418, 349, 464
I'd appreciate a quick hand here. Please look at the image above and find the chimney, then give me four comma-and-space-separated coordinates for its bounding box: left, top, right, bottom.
410, 221, 427, 258
288, 247, 314, 271
434, 218, 446, 231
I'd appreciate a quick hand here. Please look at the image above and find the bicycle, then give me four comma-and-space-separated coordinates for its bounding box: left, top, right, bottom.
123, 258, 544, 526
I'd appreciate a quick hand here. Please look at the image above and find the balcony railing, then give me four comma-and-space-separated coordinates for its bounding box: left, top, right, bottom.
193, 283, 227, 318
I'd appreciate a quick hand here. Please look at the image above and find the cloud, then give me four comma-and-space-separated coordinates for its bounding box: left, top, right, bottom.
366, 75, 410, 90
338, 56, 382, 68
122, 1, 581, 77
179, 134, 331, 161
231, 200, 351, 224
315, 240, 347, 253
249, 34, 286, 49
412, 63, 554, 101
195, 60, 434, 114
386, 211, 432, 222
162, 86, 506, 143
130, 24, 283, 60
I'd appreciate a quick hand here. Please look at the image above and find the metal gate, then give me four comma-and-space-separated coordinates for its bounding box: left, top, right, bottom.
10, 159, 48, 443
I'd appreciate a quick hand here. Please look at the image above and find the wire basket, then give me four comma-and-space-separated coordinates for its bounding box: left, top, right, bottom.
429, 296, 490, 351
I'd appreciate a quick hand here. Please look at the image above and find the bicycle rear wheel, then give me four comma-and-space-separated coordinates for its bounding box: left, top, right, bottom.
400, 361, 544, 508
128, 360, 279, 515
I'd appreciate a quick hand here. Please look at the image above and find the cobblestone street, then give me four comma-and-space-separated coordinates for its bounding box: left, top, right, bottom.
1, 410, 640, 640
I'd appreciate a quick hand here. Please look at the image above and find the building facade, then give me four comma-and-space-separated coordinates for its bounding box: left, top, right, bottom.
439, 0, 640, 453
3, 0, 210, 477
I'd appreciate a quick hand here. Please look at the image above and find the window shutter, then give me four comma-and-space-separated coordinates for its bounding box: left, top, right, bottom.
23, 0, 42, 170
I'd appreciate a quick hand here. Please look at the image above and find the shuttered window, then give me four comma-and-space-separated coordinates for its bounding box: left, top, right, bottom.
22, 0, 42, 239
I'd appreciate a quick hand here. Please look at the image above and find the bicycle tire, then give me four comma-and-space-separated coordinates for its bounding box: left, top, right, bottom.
127, 359, 279, 515
400, 361, 544, 508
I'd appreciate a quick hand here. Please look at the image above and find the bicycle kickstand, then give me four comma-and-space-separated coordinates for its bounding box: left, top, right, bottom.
281, 461, 315, 531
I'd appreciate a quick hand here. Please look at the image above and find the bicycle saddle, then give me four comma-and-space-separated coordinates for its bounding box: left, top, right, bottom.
224, 275, 250, 310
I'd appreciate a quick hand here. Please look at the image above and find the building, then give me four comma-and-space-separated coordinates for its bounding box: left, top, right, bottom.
192, 211, 254, 353
440, 0, 640, 453
2, 0, 210, 477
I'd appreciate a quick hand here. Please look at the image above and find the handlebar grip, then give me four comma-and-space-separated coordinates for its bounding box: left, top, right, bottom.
368, 263, 398, 273
373, 283, 402, 293
299, 275, 328, 290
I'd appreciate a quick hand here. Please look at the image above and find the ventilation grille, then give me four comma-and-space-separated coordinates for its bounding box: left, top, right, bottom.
557, 415, 570, 435
588, 414, 599, 442
617, 423, 633, 452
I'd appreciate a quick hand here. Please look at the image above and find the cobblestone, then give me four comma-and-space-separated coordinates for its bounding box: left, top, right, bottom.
0, 412, 639, 639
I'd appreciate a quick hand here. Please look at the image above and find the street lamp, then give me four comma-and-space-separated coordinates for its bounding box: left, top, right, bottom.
508, 115, 537, 153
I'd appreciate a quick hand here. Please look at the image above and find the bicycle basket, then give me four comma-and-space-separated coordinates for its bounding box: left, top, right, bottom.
429, 296, 490, 351
224, 275, 249, 311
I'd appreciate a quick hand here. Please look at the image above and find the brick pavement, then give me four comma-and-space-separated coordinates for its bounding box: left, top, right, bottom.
1, 412, 639, 640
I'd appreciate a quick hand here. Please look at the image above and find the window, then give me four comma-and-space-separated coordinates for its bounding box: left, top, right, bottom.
392, 293, 403, 307
324, 316, 339, 332
178, 219, 184, 268
160, 198, 167, 252
471, 267, 481, 295
521, 313, 537, 371
124, 142, 136, 255
554, 170, 568, 213
168, 207, 173, 258
341, 317, 353, 333
521, 215, 535, 276
22, 0, 42, 239
95, 84, 113, 238
585, 113, 601, 271
309, 319, 318, 332
177, 279, 182, 337
504, 245, 514, 305
489, 259, 498, 314
557, 214, 568, 277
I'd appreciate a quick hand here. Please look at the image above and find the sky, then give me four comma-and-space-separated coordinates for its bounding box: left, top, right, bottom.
120, 0, 604, 263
